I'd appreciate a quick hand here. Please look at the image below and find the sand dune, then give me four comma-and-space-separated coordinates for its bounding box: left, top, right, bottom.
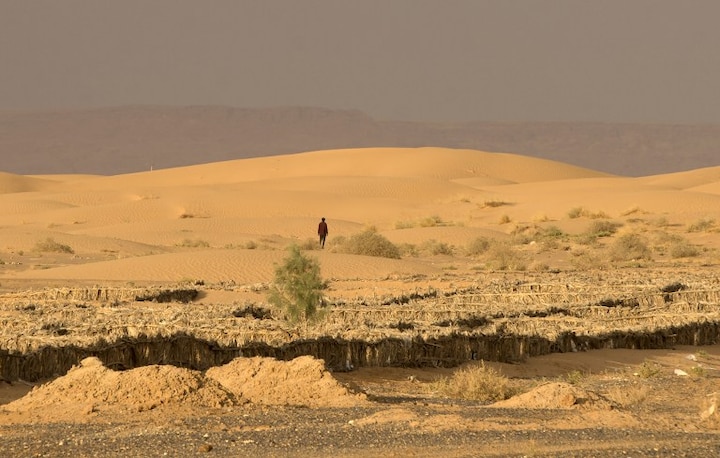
635, 165, 720, 190
0, 172, 59, 194
8, 249, 442, 284
1, 147, 720, 287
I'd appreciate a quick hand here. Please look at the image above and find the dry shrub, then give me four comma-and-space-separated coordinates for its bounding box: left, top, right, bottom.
420, 239, 454, 256
34, 237, 74, 254
466, 236, 491, 256
568, 207, 610, 219
609, 233, 652, 262
299, 237, 320, 251
634, 360, 662, 378
430, 361, 516, 402
687, 218, 715, 233
498, 214, 511, 224
419, 215, 444, 227
651, 217, 670, 228
605, 384, 650, 407
621, 206, 644, 216
485, 242, 527, 271
570, 249, 606, 270
177, 238, 210, 248
394, 220, 415, 229
669, 238, 700, 258
397, 243, 419, 257
567, 207, 585, 219
482, 200, 512, 208
586, 220, 622, 237
337, 229, 401, 259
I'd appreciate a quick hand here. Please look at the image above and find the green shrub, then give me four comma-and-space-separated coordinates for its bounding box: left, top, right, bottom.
338, 229, 401, 259
34, 237, 74, 254
267, 245, 328, 324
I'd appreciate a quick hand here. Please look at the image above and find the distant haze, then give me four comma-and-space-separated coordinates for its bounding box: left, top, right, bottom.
2, 1, 720, 123
2, 106, 719, 176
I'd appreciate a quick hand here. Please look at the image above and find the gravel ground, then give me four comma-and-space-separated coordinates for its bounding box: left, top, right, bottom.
2, 403, 719, 458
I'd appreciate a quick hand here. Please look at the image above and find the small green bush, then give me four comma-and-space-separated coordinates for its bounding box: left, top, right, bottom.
338, 229, 401, 259
267, 245, 328, 324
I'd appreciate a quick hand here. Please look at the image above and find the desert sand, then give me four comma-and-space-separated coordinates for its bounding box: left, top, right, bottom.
1, 147, 719, 457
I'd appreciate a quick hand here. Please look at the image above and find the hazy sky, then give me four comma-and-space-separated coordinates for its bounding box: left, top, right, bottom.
2, 1, 719, 123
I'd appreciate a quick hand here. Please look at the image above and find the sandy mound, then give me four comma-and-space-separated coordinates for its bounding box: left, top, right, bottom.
2, 355, 366, 422
2, 357, 237, 421
491, 382, 614, 410
206, 355, 367, 408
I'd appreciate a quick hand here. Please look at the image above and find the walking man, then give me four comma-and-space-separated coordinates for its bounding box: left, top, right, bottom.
318, 217, 328, 249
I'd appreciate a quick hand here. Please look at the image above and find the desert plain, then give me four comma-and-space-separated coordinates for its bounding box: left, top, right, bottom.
1, 147, 719, 457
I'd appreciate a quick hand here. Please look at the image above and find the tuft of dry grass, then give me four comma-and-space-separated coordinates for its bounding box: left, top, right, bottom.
176, 238, 210, 248
429, 361, 517, 402
605, 384, 650, 407
568, 207, 611, 219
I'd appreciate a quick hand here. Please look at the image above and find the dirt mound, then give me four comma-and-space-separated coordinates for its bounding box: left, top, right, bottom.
2, 355, 366, 421
2, 357, 237, 421
206, 355, 368, 408
491, 382, 614, 410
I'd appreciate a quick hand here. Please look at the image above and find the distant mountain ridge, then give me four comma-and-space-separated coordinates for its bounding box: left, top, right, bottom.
2, 106, 718, 176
